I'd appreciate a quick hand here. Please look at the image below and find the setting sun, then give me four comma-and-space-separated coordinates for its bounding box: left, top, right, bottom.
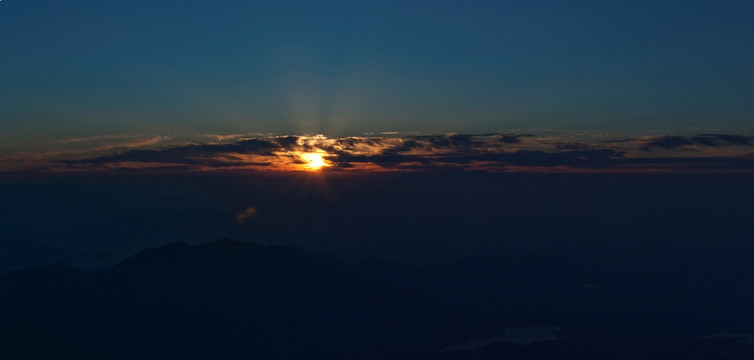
300, 152, 328, 171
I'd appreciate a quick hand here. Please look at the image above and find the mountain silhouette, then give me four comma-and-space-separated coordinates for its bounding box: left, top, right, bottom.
2, 238, 754, 359
0, 239, 467, 360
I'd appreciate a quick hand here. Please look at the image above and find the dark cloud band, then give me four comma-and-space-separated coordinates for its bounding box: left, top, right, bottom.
28, 133, 754, 173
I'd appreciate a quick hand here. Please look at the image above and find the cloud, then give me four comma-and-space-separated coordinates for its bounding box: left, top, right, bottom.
1, 132, 749, 174
641, 136, 695, 150
499, 134, 535, 144
641, 134, 753, 150
56, 139, 284, 168
554, 142, 595, 151
55, 134, 142, 144
694, 134, 753, 146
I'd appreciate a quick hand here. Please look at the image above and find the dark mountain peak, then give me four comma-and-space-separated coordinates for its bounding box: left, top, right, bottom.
4, 261, 85, 283
145, 241, 191, 252
107, 239, 336, 278
199, 240, 320, 262
47, 261, 83, 273
110, 242, 193, 271
213, 237, 237, 244
209, 237, 244, 246
267, 242, 308, 254
200, 237, 264, 251
130, 241, 192, 259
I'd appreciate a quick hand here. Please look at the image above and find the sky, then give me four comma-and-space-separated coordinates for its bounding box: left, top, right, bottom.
0, 0, 753, 168
4, 3, 754, 357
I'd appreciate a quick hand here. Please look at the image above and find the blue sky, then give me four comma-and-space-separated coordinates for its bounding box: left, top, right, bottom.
1, 0, 753, 152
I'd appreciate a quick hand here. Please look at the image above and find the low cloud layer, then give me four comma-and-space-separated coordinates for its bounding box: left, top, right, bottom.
640, 134, 754, 150
3, 133, 754, 174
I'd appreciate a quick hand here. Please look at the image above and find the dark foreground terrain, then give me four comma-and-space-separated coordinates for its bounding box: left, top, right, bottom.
2, 172, 754, 271
2, 238, 754, 359
2, 172, 754, 358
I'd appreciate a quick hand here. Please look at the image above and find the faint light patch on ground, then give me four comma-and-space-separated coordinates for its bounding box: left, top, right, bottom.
699, 332, 754, 345
441, 326, 561, 352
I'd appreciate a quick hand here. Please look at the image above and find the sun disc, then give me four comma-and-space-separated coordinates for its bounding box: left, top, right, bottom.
300, 152, 327, 171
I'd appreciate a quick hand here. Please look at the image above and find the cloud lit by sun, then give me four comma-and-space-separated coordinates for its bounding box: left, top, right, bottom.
300, 152, 329, 171
18, 132, 754, 174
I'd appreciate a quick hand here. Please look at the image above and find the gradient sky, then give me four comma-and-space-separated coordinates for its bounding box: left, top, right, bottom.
1, 0, 753, 153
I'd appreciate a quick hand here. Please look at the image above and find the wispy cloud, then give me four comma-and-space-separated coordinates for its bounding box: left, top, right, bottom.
3, 133, 754, 174
55, 134, 143, 145
640, 134, 753, 151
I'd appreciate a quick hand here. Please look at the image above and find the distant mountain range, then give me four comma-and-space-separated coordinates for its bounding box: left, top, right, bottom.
0, 240, 114, 274
2, 239, 753, 359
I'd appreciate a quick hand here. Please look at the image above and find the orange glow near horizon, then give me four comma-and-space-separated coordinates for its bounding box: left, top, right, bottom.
300, 152, 329, 171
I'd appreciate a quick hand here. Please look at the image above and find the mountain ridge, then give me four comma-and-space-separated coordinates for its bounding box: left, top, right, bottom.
2, 238, 754, 359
